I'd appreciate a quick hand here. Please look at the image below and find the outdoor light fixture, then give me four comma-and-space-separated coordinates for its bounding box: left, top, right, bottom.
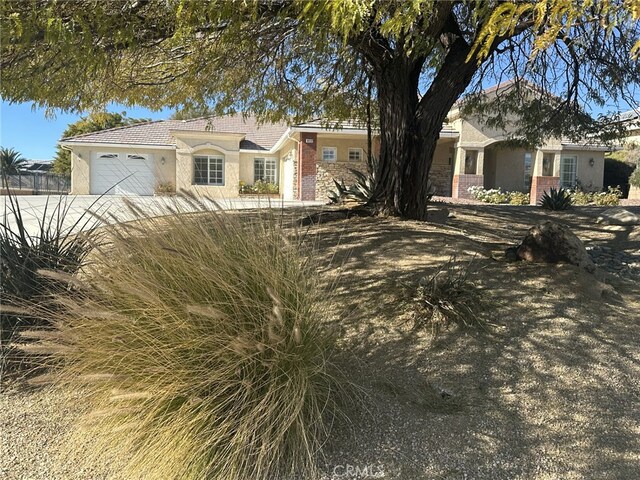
589, 158, 595, 167
161, 156, 166, 165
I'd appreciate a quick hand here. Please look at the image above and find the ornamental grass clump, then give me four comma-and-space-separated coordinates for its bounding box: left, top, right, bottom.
28, 203, 343, 480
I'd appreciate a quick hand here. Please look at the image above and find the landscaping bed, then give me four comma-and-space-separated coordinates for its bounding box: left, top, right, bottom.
2, 203, 639, 480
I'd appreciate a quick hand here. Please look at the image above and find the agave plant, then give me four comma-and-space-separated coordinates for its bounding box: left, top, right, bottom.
539, 187, 572, 210
327, 155, 435, 205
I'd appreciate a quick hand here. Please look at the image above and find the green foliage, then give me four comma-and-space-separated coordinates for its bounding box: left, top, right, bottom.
2, 1, 637, 134
239, 180, 279, 195
467, 186, 530, 205
2, 0, 639, 218
593, 186, 623, 206
570, 186, 622, 206
539, 187, 572, 210
0, 147, 26, 174
170, 104, 214, 120
26, 206, 343, 480
53, 112, 150, 175
571, 190, 593, 206
508, 191, 530, 205
604, 157, 635, 196
412, 257, 488, 337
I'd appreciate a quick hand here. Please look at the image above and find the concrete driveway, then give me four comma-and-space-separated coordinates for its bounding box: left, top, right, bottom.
1, 195, 324, 237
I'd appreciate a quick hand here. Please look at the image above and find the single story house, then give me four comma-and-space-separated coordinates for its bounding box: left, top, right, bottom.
62, 86, 608, 205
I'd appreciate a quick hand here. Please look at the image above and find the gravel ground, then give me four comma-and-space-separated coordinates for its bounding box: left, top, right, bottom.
2, 204, 639, 480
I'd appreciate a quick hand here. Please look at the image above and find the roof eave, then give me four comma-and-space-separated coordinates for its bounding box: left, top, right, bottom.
59, 141, 176, 150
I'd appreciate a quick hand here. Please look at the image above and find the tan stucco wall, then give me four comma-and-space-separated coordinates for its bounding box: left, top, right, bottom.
562, 150, 605, 191
70, 147, 91, 195
174, 135, 240, 198
69, 146, 176, 195
316, 135, 371, 164
491, 146, 530, 192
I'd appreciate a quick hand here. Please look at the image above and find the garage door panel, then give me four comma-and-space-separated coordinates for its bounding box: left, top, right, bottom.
91, 154, 155, 195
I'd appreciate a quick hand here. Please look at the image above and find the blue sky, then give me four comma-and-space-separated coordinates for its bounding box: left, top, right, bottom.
0, 100, 174, 161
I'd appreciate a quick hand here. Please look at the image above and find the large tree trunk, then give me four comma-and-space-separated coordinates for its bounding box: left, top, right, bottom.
373, 38, 481, 220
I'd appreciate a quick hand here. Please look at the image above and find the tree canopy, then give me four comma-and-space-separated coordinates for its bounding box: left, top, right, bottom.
52, 112, 150, 175
2, 1, 639, 218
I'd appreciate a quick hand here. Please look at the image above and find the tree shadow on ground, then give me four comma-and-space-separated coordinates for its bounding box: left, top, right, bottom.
306, 210, 640, 480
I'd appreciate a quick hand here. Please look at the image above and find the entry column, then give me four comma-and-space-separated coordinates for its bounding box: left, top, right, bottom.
452, 147, 484, 199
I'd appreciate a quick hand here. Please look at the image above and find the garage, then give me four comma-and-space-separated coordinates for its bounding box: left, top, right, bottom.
90, 153, 156, 195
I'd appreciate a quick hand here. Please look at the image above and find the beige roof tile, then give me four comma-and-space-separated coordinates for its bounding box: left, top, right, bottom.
63, 114, 289, 151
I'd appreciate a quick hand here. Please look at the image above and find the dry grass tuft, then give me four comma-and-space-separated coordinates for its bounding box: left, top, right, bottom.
412, 257, 489, 336
32, 202, 345, 480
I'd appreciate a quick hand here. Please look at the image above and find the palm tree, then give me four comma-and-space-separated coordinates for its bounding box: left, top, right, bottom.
0, 147, 27, 174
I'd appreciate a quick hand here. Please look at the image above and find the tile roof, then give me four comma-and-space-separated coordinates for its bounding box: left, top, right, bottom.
618, 108, 639, 122
62, 114, 290, 151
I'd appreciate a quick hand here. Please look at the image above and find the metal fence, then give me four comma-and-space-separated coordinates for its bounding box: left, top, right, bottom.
2, 172, 71, 194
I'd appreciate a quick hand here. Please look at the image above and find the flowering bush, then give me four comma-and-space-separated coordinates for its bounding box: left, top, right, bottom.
468, 186, 529, 205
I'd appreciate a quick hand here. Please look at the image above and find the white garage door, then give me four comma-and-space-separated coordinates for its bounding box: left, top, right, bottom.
91, 153, 155, 195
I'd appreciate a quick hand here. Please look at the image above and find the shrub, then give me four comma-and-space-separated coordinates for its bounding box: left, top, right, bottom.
412, 257, 487, 336
239, 180, 279, 195
603, 157, 634, 194
28, 207, 342, 480
539, 187, 572, 210
593, 186, 622, 206
508, 191, 530, 205
571, 190, 593, 205
1, 194, 96, 342
468, 186, 529, 205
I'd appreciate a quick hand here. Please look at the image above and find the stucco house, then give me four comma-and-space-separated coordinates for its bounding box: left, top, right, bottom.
62, 86, 608, 205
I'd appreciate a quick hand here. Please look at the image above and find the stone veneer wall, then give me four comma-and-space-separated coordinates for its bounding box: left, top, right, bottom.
292, 151, 299, 200
452, 174, 483, 199
315, 159, 368, 201
529, 176, 560, 205
431, 162, 452, 196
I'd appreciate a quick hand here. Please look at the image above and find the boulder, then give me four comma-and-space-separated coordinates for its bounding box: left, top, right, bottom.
512, 221, 596, 273
596, 208, 640, 226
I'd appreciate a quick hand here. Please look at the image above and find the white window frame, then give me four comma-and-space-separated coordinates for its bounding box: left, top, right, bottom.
193, 155, 225, 186
322, 146, 337, 162
348, 148, 363, 162
127, 153, 148, 161
254, 157, 278, 184
560, 156, 577, 188
524, 152, 533, 189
